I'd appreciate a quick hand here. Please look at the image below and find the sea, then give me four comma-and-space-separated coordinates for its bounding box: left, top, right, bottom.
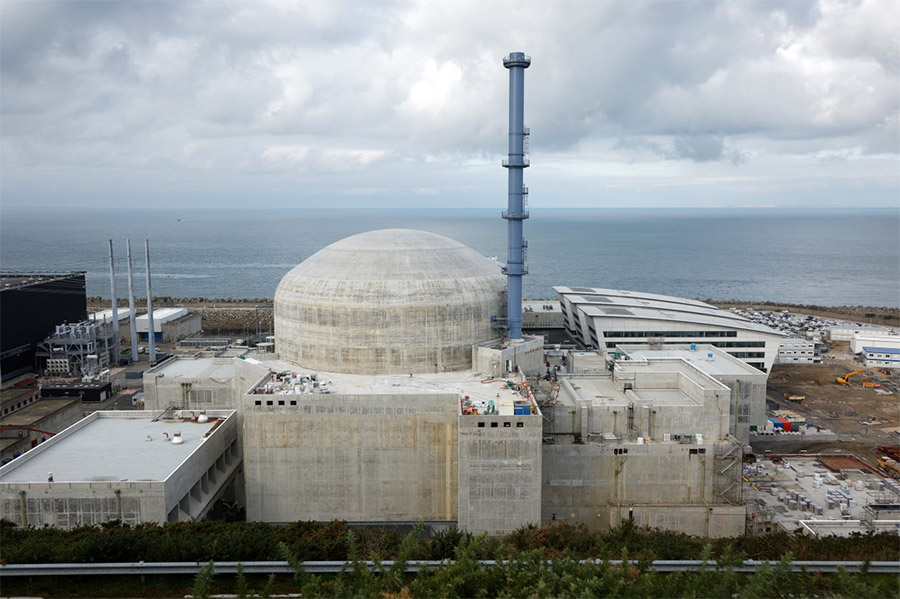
1, 207, 898, 307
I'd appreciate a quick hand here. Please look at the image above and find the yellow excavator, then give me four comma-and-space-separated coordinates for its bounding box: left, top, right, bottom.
836, 369, 865, 384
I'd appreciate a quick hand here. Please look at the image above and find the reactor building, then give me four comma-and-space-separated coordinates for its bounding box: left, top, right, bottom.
1, 52, 773, 537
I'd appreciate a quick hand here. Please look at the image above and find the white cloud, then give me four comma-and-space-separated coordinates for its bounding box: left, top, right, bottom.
0, 0, 896, 208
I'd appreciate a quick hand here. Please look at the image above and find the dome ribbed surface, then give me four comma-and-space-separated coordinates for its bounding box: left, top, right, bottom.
274, 229, 505, 374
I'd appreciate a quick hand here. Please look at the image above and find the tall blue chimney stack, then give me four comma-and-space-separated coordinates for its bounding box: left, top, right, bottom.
502, 51, 530, 340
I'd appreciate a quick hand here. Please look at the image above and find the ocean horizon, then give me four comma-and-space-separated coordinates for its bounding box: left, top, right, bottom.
2, 206, 898, 307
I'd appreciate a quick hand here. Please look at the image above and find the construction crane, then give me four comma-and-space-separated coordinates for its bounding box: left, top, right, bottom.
836, 369, 865, 384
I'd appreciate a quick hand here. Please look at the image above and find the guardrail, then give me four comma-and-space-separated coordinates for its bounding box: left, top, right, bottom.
1, 560, 898, 576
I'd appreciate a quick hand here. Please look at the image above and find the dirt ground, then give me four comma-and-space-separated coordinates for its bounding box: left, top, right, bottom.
765, 346, 899, 467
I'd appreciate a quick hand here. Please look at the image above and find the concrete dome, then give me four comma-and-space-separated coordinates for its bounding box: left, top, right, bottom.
274, 229, 505, 374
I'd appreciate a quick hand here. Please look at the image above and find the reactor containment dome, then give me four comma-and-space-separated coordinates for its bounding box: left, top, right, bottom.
274, 229, 506, 375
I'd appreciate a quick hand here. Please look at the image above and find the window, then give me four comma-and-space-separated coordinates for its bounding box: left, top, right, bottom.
503, 422, 511, 427
254, 400, 261, 406
477, 422, 485, 428
517, 422, 524, 428
491, 422, 498, 428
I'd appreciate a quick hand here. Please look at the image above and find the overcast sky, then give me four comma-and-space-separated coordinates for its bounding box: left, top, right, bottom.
1, 0, 898, 210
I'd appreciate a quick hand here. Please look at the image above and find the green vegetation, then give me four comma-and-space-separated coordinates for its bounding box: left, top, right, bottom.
1, 519, 897, 598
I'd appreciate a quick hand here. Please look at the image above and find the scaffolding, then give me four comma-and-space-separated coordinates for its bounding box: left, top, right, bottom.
35, 321, 116, 377
713, 436, 743, 505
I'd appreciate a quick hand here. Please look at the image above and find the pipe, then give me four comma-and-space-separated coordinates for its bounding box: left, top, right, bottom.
614, 453, 627, 523
144, 240, 156, 362
107, 240, 121, 367
19, 490, 26, 528
126, 240, 139, 362
700, 456, 710, 537
501, 51, 531, 341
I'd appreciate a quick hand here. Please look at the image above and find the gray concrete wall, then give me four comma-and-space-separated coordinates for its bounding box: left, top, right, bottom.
0, 398, 83, 461
143, 367, 234, 411
541, 441, 743, 537
1, 479, 166, 528
607, 504, 745, 538
161, 412, 241, 520
458, 412, 542, 536
473, 337, 543, 379
0, 410, 239, 528
553, 378, 730, 442
714, 374, 766, 444
241, 393, 459, 523
566, 352, 606, 375
162, 313, 203, 343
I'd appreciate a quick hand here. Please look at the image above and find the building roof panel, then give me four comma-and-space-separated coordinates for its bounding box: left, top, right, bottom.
0, 411, 234, 483
149, 357, 235, 379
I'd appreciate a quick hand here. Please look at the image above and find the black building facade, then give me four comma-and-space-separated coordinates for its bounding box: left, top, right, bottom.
0, 273, 87, 382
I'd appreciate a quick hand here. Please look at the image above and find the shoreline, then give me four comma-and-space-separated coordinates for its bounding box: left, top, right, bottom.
86, 297, 899, 335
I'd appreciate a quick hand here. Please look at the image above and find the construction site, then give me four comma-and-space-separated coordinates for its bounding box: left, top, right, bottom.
762, 357, 899, 452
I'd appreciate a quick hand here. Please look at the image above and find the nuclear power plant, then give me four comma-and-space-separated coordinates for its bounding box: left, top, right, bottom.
1, 52, 792, 538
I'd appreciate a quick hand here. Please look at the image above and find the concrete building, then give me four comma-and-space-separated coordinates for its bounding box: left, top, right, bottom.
617, 344, 768, 444
0, 410, 240, 528
555, 287, 784, 372
775, 337, 820, 364
136, 308, 202, 343
540, 352, 745, 537
0, 397, 82, 462
522, 300, 567, 344
142, 356, 237, 411
851, 334, 900, 354
828, 325, 897, 342
1, 385, 40, 418
235, 355, 542, 535
862, 347, 900, 369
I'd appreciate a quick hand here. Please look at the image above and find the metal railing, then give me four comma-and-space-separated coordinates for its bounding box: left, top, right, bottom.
1, 560, 897, 577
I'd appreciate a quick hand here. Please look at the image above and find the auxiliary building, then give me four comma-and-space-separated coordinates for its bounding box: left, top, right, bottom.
0, 410, 240, 527
556, 286, 784, 372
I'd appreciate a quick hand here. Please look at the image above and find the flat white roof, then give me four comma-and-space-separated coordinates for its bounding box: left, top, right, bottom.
832, 325, 896, 333
0, 411, 234, 483
247, 358, 533, 413
555, 286, 714, 309
557, 375, 705, 408
780, 338, 814, 345
150, 357, 235, 379
135, 308, 188, 324
618, 345, 762, 376
89, 308, 132, 322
